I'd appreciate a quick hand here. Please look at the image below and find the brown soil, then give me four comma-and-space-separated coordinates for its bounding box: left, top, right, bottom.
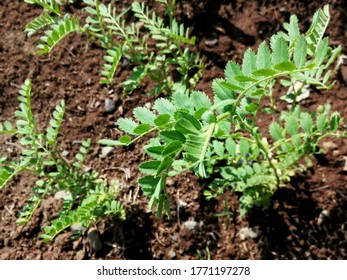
0, 0, 346, 260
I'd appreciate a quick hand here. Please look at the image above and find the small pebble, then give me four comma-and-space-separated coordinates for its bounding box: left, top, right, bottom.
183, 220, 202, 231
317, 210, 330, 226
61, 150, 69, 157
94, 101, 100, 108
168, 249, 176, 259
104, 98, 116, 114
343, 156, 347, 172
71, 223, 84, 232
176, 199, 187, 208
87, 228, 102, 252
171, 235, 178, 242
100, 146, 114, 158
54, 190, 72, 200
205, 38, 218, 47
239, 226, 261, 240
340, 66, 347, 84
322, 141, 338, 152
74, 250, 85, 260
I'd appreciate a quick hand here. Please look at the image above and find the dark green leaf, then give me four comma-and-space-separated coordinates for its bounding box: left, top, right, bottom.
245, 103, 259, 113
156, 157, 174, 175
139, 161, 161, 175
154, 114, 171, 126
329, 112, 340, 131
161, 141, 182, 157
145, 146, 165, 159
159, 130, 186, 142
133, 123, 151, 134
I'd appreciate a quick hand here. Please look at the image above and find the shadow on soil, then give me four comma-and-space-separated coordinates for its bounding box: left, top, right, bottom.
247, 175, 347, 259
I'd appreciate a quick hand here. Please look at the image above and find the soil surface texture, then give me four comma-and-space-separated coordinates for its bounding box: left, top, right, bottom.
0, 0, 346, 260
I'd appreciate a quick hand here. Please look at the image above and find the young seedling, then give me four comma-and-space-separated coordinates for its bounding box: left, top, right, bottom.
24, 0, 204, 96
100, 5, 345, 216
0, 80, 125, 241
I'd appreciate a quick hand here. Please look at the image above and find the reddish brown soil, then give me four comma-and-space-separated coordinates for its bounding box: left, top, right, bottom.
0, 0, 346, 260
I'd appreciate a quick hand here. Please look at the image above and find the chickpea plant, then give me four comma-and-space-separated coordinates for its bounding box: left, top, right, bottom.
0, 80, 125, 241
100, 5, 346, 216
24, 0, 204, 95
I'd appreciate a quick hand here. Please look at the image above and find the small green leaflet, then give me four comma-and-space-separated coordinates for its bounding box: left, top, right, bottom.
329, 112, 340, 131
154, 114, 170, 126
117, 118, 138, 135
225, 138, 237, 156
154, 98, 176, 117
239, 139, 249, 157
273, 61, 295, 71
269, 122, 284, 141
284, 15, 300, 44
133, 107, 156, 125
271, 35, 289, 65
145, 145, 165, 159
156, 157, 173, 175
212, 79, 236, 100
212, 140, 225, 157
133, 123, 151, 134
294, 35, 307, 68
252, 68, 277, 77
159, 130, 186, 143
191, 91, 212, 109
315, 37, 329, 67
225, 61, 242, 83
172, 92, 192, 111
256, 41, 272, 69
139, 161, 161, 175
202, 110, 217, 124
300, 112, 313, 133
174, 111, 201, 134
316, 113, 327, 132
161, 141, 182, 157
285, 115, 299, 135
242, 48, 257, 77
